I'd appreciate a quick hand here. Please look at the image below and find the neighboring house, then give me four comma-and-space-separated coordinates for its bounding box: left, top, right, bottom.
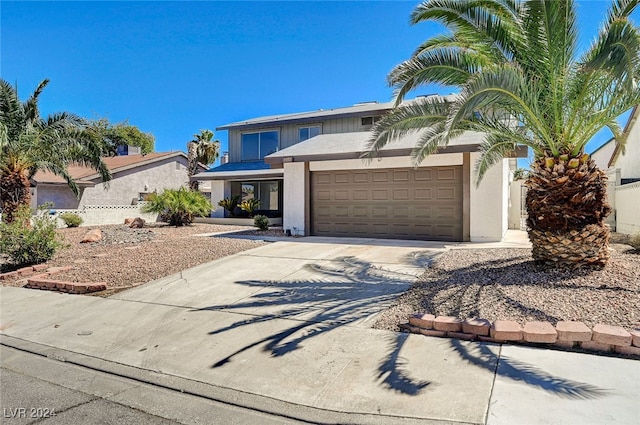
194, 96, 525, 242
32, 150, 207, 210
608, 105, 640, 184
588, 106, 640, 234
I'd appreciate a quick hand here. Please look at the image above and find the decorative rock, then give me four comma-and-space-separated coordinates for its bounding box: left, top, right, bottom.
555, 340, 575, 349
433, 316, 463, 332
462, 318, 491, 336
523, 321, 557, 343
614, 345, 640, 356
409, 313, 435, 329
490, 320, 523, 341
478, 336, 506, 344
447, 332, 475, 341
419, 329, 446, 337
630, 329, 640, 347
399, 323, 421, 334
81, 229, 102, 243
581, 341, 613, 353
129, 217, 145, 228
592, 324, 632, 346
556, 321, 592, 342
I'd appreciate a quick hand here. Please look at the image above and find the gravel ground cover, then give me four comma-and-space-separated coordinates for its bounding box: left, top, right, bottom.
373, 244, 640, 331
2, 224, 638, 330
1, 223, 267, 292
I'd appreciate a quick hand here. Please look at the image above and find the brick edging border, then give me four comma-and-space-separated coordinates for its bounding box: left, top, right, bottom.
0, 266, 106, 294
404, 313, 640, 357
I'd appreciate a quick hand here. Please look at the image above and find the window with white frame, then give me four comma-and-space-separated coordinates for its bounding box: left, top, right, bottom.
241, 130, 279, 161
298, 125, 321, 142
361, 116, 382, 126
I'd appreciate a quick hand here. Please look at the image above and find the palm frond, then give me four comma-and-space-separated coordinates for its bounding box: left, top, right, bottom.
364, 97, 453, 159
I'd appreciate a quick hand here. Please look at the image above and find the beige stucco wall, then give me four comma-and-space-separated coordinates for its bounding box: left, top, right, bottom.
283, 162, 308, 235
615, 118, 640, 179
591, 140, 616, 171
469, 153, 509, 242
614, 181, 640, 235
35, 157, 191, 209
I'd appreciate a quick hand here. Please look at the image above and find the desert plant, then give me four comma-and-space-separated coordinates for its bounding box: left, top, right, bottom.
0, 205, 64, 266
0, 78, 111, 223
629, 232, 640, 251
239, 198, 261, 217
142, 187, 212, 226
254, 214, 269, 231
366, 0, 640, 268
59, 212, 83, 228
218, 196, 240, 217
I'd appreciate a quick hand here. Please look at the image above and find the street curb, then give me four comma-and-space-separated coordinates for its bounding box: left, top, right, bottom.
0, 334, 467, 425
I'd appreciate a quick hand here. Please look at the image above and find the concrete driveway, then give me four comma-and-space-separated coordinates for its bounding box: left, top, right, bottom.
1, 237, 638, 424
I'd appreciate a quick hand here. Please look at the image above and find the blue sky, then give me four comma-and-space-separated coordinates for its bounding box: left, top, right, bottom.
1, 1, 634, 167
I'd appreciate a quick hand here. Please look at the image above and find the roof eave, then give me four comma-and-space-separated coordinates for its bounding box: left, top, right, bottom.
265, 144, 527, 164
216, 109, 392, 132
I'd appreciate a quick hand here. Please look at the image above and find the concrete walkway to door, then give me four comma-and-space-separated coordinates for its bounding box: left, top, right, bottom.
1, 237, 637, 424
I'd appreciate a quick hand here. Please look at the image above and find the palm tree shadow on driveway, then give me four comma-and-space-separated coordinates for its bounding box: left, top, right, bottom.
192, 254, 607, 399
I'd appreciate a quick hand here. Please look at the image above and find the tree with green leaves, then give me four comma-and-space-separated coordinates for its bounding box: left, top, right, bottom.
88, 118, 155, 155
0, 79, 111, 223
366, 0, 640, 268
187, 129, 220, 191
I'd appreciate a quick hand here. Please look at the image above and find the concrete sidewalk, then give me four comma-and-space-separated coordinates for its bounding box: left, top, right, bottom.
1, 239, 637, 424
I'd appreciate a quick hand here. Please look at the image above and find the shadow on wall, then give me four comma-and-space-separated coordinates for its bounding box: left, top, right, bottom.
192, 254, 608, 399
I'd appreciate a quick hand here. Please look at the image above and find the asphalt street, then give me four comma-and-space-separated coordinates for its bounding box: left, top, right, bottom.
0, 344, 299, 425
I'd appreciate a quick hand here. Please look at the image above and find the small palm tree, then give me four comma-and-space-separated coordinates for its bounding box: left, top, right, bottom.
0, 79, 111, 223
367, 0, 640, 268
142, 187, 212, 226
187, 129, 220, 191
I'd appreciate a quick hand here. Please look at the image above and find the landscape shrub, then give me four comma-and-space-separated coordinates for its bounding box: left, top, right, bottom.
142, 187, 212, 226
239, 199, 261, 217
59, 212, 83, 227
0, 205, 64, 267
254, 215, 269, 231
218, 196, 240, 217
629, 232, 640, 251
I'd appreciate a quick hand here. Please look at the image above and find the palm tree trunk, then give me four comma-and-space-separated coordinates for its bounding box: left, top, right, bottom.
0, 170, 32, 223
525, 155, 611, 268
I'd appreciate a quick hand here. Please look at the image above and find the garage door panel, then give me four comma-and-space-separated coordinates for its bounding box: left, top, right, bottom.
311, 167, 462, 241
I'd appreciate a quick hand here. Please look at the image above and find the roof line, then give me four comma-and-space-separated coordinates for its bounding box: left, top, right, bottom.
608, 105, 639, 168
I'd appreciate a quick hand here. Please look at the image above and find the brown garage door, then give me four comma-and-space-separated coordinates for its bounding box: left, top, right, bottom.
311, 167, 463, 241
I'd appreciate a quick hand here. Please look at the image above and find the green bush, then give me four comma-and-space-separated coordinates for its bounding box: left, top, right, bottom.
218, 196, 240, 217
59, 212, 83, 227
630, 232, 640, 251
239, 198, 261, 217
254, 215, 269, 231
142, 187, 212, 226
0, 205, 64, 267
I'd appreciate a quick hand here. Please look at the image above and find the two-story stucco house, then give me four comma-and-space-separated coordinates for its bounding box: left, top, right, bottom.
195, 97, 524, 242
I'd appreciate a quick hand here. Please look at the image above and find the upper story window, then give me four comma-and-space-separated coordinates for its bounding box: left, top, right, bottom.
298, 126, 321, 142
361, 116, 382, 126
241, 130, 279, 161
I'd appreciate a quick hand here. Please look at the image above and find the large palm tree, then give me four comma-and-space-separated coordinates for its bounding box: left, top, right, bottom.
367, 0, 640, 268
0, 79, 111, 223
187, 129, 220, 191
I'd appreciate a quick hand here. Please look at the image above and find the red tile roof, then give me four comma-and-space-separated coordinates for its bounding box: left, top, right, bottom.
33, 152, 185, 185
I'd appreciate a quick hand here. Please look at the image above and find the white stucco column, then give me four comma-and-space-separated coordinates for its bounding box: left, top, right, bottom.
283, 162, 308, 235
470, 154, 509, 241
209, 180, 229, 218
